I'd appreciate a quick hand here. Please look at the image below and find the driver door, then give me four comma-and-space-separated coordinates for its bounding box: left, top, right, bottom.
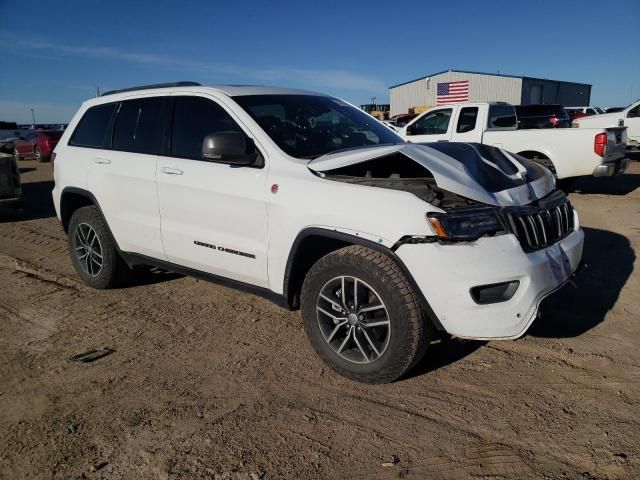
156, 94, 269, 288
404, 108, 454, 143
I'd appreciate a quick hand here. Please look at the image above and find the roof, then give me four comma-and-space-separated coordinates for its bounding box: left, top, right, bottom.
389, 69, 592, 89
98, 82, 325, 99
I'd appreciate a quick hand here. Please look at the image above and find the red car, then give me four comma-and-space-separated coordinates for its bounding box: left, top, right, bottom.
14, 130, 62, 162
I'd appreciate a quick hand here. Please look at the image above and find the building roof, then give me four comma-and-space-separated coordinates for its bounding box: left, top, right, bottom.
389, 69, 591, 89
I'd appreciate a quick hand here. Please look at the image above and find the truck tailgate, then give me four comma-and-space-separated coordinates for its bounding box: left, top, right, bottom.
604, 127, 627, 162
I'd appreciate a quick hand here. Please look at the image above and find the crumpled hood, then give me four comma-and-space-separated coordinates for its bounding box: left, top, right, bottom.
308, 143, 555, 207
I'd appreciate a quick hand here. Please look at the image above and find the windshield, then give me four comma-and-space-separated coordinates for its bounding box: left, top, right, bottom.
233, 94, 403, 159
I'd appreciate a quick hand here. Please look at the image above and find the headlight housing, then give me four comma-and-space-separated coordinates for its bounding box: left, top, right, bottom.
427, 208, 504, 241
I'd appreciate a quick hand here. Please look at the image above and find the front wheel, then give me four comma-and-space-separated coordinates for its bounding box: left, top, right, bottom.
68, 206, 131, 289
301, 245, 432, 383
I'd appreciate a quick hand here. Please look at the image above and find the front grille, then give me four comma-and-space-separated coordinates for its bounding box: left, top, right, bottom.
504, 199, 574, 252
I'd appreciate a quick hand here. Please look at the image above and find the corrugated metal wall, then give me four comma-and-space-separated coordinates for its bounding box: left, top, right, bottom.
390, 71, 522, 115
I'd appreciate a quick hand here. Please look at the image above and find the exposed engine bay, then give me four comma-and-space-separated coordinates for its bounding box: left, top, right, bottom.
308, 142, 556, 209
314, 152, 479, 208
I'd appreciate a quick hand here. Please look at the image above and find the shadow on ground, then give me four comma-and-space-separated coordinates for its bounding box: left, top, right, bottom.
530, 226, 634, 338
0, 180, 56, 222
124, 267, 184, 288
572, 172, 640, 195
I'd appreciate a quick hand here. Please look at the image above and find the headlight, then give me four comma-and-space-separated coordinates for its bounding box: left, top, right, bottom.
427, 208, 504, 241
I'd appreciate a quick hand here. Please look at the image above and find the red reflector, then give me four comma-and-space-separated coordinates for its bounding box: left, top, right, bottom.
594, 132, 607, 157
549, 116, 559, 126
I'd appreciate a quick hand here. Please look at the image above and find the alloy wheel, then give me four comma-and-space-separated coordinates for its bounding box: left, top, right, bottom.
316, 275, 390, 364
74, 223, 103, 277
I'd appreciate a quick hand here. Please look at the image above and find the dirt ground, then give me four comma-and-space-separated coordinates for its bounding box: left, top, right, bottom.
1, 159, 639, 480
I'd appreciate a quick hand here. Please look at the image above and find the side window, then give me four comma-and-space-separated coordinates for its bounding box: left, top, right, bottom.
487, 105, 517, 129
171, 96, 243, 160
627, 105, 639, 118
69, 103, 117, 147
586, 108, 596, 115
112, 98, 164, 154
409, 109, 452, 135
456, 107, 478, 133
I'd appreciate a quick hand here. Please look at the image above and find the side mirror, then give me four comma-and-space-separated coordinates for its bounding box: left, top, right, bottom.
202, 131, 257, 166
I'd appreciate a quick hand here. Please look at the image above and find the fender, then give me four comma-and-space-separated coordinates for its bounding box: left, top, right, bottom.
60, 186, 126, 253
282, 227, 445, 331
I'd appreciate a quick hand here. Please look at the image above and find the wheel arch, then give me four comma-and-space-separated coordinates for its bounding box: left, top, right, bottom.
517, 150, 557, 175
282, 227, 445, 331
60, 187, 114, 232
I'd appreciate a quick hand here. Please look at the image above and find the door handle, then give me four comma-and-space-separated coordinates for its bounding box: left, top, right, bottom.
94, 157, 111, 164
160, 167, 184, 175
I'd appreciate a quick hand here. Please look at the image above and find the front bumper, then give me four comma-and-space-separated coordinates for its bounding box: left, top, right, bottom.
397, 226, 584, 340
593, 157, 630, 177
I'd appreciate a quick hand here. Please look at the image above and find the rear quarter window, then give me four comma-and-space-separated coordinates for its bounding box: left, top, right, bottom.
487, 105, 517, 129
69, 103, 117, 148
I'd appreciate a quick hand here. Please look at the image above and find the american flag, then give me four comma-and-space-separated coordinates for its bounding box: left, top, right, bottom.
436, 80, 469, 105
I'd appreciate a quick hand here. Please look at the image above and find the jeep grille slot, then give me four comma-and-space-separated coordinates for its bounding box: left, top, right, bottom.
506, 200, 574, 252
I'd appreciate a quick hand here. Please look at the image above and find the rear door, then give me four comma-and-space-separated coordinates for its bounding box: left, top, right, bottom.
85, 96, 166, 259
404, 107, 455, 143
156, 94, 269, 287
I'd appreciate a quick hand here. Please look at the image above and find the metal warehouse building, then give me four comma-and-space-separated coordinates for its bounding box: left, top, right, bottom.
389, 69, 591, 115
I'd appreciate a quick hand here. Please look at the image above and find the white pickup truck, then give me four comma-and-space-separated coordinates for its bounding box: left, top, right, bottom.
399, 102, 629, 180
573, 99, 640, 149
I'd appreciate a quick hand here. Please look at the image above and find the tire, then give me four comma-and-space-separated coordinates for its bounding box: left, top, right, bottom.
34, 146, 45, 163
67, 206, 131, 289
300, 245, 432, 384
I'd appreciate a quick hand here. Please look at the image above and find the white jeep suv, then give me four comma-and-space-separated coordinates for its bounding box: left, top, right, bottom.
52, 82, 584, 383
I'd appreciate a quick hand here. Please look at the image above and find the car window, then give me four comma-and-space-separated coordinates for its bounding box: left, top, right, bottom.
70, 103, 117, 148
234, 94, 402, 159
586, 108, 596, 115
487, 105, 517, 129
112, 98, 164, 154
628, 105, 639, 118
456, 107, 478, 133
410, 109, 452, 135
171, 96, 243, 160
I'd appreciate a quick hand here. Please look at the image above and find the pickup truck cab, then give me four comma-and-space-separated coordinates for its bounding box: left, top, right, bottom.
573, 100, 640, 149
399, 103, 629, 180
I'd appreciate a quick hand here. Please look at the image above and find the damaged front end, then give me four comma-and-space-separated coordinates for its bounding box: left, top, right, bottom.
308, 142, 573, 251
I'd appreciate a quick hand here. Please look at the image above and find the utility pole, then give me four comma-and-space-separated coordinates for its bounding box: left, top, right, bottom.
30, 108, 36, 125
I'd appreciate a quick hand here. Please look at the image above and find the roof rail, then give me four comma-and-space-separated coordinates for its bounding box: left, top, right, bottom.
101, 81, 201, 97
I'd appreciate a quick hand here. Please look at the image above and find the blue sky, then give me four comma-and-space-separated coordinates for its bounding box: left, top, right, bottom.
1, 0, 638, 123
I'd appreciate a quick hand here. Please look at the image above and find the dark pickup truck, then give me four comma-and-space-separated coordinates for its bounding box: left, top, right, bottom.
0, 152, 22, 212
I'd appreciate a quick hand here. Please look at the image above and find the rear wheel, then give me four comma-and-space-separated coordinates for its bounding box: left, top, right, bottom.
301, 245, 432, 383
34, 146, 44, 163
68, 206, 131, 289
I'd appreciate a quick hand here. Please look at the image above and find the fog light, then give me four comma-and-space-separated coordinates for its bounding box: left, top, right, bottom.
470, 281, 520, 305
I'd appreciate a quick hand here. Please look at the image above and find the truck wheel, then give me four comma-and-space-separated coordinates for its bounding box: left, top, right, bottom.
300, 245, 432, 383
67, 206, 131, 289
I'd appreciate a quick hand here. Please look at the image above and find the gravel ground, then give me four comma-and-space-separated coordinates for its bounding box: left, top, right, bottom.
1, 159, 639, 479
